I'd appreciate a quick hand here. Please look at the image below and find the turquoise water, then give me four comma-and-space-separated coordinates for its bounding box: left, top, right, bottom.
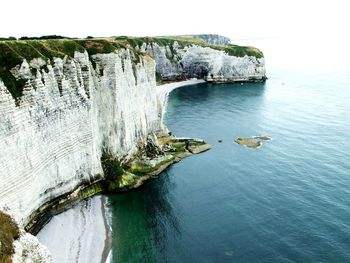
108, 69, 350, 262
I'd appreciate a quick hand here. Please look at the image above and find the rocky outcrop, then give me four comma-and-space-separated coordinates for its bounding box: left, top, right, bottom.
13, 230, 52, 262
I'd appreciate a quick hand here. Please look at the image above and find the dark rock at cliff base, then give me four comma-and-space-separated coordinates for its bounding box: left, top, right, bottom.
145, 135, 163, 157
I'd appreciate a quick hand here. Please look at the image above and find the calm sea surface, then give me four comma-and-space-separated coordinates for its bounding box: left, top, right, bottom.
108, 68, 350, 262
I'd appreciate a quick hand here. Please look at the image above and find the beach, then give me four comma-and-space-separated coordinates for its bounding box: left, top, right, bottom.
36, 196, 111, 263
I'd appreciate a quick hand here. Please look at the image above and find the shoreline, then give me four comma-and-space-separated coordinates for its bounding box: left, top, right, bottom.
100, 196, 112, 263
156, 79, 206, 109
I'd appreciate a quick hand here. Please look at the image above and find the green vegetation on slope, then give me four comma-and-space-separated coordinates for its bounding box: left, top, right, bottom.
211, 44, 264, 58
101, 152, 125, 181
0, 211, 20, 263
0, 39, 139, 101
0, 35, 263, 102
114, 35, 264, 58
0, 37, 17, 41
114, 35, 205, 50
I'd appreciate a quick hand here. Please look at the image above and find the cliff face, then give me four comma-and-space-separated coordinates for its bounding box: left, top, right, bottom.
113, 35, 266, 82
143, 43, 265, 81
141, 41, 265, 82
0, 49, 163, 226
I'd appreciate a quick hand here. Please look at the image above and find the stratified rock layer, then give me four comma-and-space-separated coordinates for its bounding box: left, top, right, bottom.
0, 50, 163, 227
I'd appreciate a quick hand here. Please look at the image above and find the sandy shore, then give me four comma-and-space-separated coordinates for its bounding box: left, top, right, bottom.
157, 79, 206, 109
37, 196, 111, 263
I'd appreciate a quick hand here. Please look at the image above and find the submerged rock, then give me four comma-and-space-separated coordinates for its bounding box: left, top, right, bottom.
234, 135, 271, 149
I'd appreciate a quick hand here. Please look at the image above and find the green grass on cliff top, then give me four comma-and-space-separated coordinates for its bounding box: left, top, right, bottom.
0, 36, 263, 102
0, 38, 134, 100
114, 35, 264, 58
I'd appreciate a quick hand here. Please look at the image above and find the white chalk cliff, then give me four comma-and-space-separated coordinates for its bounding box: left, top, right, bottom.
141, 42, 265, 81
0, 36, 265, 262
0, 50, 163, 226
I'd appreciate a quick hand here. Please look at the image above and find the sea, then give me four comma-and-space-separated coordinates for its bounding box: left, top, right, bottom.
38, 37, 350, 262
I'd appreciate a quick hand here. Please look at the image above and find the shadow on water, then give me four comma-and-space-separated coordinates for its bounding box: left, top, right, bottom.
166, 82, 267, 141
172, 82, 267, 104
108, 171, 179, 262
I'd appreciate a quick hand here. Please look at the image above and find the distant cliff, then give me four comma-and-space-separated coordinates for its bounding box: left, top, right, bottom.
0, 35, 265, 261
181, 34, 231, 46
115, 35, 265, 82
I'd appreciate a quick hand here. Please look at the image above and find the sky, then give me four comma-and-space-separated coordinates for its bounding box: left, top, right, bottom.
1, 0, 348, 41
1, 0, 349, 72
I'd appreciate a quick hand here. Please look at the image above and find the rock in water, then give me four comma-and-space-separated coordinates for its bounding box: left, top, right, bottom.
234, 136, 271, 149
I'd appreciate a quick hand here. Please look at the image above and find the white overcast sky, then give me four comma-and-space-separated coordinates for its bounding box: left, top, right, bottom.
1, 0, 348, 41
1, 0, 349, 71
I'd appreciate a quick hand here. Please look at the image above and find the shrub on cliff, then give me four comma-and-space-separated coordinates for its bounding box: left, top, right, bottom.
19, 35, 70, 40
0, 211, 20, 263
101, 152, 124, 180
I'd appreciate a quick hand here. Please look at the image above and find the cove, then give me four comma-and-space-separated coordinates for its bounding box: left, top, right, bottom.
108, 73, 350, 262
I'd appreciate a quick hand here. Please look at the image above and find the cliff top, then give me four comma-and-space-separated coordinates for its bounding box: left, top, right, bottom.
0, 35, 264, 100
114, 35, 263, 58
0, 38, 142, 99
